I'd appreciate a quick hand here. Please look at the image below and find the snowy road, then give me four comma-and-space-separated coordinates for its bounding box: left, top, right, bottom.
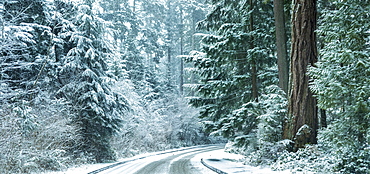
45, 144, 289, 174
91, 145, 224, 174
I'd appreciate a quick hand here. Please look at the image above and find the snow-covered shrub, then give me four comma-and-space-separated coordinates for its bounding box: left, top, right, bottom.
0, 93, 84, 173
221, 86, 288, 166
246, 140, 289, 166
13, 103, 38, 135
110, 80, 210, 159
318, 121, 370, 173
272, 144, 337, 173
308, 0, 370, 172
256, 86, 286, 141
241, 85, 287, 165
271, 127, 369, 173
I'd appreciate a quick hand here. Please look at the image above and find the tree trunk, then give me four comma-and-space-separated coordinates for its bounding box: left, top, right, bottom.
167, 46, 172, 87
190, 10, 196, 96
179, 46, 184, 95
179, 8, 184, 95
320, 109, 327, 128
283, 0, 318, 151
249, 0, 258, 102
273, 0, 289, 94
166, 0, 173, 89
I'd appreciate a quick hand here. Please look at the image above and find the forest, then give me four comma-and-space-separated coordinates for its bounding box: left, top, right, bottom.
0, 0, 369, 173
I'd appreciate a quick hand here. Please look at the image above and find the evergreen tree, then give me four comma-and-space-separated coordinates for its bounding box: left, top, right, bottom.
103, 0, 167, 101
57, 0, 126, 162
175, 0, 207, 95
135, 0, 167, 100
309, 0, 370, 172
0, 0, 52, 102
101, 0, 145, 86
283, 0, 318, 151
189, 0, 276, 147
273, 0, 289, 94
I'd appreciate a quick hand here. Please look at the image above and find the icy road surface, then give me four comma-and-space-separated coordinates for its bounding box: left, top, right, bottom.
93, 145, 223, 174
45, 144, 290, 174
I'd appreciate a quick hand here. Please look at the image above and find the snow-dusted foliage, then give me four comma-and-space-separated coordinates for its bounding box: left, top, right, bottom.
308, 0, 370, 173
0, 95, 80, 174
97, 0, 211, 160
188, 0, 277, 149
1, 0, 211, 173
230, 85, 288, 165
1, 1, 83, 173
272, 145, 337, 173
110, 80, 210, 159
56, 0, 128, 163
0, 0, 52, 102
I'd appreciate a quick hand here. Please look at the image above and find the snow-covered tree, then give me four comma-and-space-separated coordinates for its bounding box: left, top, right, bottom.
1, 0, 210, 172
309, 0, 370, 172
56, 0, 127, 162
0, 0, 52, 102
188, 0, 276, 147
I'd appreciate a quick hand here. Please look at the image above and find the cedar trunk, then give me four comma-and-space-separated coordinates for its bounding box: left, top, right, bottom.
273, 0, 289, 94
283, 0, 318, 150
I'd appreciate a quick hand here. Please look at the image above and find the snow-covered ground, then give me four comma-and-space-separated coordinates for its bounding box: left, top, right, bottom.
191, 149, 291, 174
43, 145, 292, 174
42, 145, 211, 174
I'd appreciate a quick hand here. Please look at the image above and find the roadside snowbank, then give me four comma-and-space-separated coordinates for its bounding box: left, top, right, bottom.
192, 149, 291, 174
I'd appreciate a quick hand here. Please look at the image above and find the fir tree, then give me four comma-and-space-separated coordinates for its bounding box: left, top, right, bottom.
188, 0, 276, 147
57, 0, 127, 162
0, 0, 52, 102
309, 0, 370, 172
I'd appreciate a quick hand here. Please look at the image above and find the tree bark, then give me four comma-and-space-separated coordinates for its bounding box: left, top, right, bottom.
189, 10, 196, 96
166, 0, 173, 89
249, 0, 258, 102
283, 0, 318, 151
320, 109, 327, 128
273, 0, 289, 94
179, 8, 184, 95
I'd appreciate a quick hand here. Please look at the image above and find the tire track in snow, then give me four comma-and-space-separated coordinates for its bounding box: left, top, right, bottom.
90, 145, 223, 174
132, 145, 222, 174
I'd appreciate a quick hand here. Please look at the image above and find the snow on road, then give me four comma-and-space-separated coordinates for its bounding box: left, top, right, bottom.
97, 145, 222, 174
42, 145, 220, 174
191, 149, 290, 174
43, 144, 291, 174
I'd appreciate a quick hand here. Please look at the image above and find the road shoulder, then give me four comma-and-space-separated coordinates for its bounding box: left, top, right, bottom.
191, 149, 290, 174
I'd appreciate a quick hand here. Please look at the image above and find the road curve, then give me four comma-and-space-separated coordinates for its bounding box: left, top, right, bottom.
169, 149, 211, 174
96, 145, 224, 174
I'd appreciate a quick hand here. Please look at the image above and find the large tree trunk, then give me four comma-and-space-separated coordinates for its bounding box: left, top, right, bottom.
273, 0, 289, 94
283, 0, 318, 151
